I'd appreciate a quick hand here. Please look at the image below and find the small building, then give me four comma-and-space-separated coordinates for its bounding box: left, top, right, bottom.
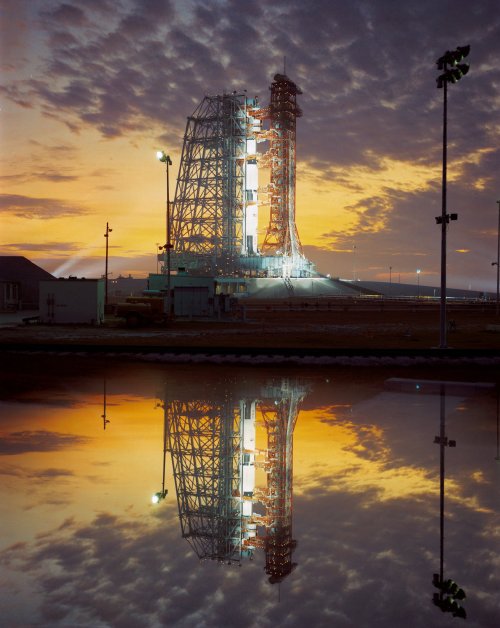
148, 272, 217, 317
0, 256, 54, 311
39, 278, 104, 324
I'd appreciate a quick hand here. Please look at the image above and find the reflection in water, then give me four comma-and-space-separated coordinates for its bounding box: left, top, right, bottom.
159, 378, 307, 583
2, 359, 499, 627
101, 380, 110, 430
432, 383, 466, 619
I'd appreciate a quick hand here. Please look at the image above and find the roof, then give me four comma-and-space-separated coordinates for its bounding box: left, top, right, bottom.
0, 256, 54, 283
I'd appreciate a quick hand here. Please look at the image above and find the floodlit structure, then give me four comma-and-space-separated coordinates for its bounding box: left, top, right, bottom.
166, 74, 315, 280
159, 378, 307, 581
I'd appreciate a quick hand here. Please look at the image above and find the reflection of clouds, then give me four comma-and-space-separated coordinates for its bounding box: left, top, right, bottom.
0, 430, 90, 455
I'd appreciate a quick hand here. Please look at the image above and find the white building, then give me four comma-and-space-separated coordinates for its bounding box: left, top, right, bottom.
39, 278, 104, 324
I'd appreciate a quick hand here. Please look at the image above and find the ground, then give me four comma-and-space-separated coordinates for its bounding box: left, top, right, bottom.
1, 300, 499, 351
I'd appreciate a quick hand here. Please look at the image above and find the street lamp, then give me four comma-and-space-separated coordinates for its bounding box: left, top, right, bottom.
104, 222, 112, 309
436, 44, 470, 348
157, 150, 173, 318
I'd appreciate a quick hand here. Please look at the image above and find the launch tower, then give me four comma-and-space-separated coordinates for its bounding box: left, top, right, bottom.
168, 75, 315, 279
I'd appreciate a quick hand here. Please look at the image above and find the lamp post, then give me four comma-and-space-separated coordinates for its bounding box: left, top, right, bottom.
389, 266, 392, 284
157, 151, 173, 318
436, 45, 470, 348
493, 200, 500, 316
104, 222, 112, 309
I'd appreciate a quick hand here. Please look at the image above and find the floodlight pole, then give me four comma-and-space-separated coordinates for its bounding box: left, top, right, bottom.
436, 45, 470, 348
439, 73, 448, 348
157, 151, 173, 319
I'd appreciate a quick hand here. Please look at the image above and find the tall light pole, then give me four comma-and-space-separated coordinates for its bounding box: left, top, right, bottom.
493, 200, 500, 316
157, 151, 173, 318
436, 45, 470, 348
104, 222, 112, 309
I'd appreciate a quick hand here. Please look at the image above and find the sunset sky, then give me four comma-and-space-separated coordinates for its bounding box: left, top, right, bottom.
1, 0, 499, 291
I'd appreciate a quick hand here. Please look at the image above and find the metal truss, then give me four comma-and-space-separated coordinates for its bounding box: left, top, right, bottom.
172, 93, 251, 274
166, 399, 244, 563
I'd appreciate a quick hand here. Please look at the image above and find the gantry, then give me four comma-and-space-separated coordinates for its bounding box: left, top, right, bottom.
160, 378, 307, 582
168, 75, 315, 279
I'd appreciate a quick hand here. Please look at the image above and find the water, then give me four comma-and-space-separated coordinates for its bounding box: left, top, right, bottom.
1, 356, 499, 628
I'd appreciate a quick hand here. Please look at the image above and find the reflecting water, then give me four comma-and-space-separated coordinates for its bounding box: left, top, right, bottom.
1, 356, 499, 627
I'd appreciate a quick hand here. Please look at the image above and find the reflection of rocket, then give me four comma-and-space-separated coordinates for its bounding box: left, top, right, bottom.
162, 379, 307, 582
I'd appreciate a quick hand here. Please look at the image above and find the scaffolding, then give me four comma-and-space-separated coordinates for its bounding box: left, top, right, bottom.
162, 378, 307, 581
171, 93, 260, 276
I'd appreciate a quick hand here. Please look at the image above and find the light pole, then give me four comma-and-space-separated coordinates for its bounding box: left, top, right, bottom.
389, 266, 392, 284
104, 222, 112, 309
157, 151, 173, 318
417, 268, 421, 298
436, 44, 470, 349
493, 200, 500, 316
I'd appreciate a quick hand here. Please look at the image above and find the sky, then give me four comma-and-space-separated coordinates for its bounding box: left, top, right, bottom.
1, 0, 499, 291
1, 361, 499, 626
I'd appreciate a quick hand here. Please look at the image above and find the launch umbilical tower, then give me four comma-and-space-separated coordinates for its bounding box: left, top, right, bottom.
167, 75, 315, 279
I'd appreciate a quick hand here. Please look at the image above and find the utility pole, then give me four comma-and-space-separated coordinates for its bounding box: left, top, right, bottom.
104, 222, 112, 309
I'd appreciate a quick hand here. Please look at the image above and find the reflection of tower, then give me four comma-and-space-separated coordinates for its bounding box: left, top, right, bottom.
167, 397, 245, 563
258, 381, 303, 583
162, 379, 307, 581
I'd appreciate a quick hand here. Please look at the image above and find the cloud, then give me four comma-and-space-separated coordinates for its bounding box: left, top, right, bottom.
0, 193, 89, 219
0, 430, 90, 455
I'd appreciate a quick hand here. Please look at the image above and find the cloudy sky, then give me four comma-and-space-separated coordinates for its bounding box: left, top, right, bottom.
1, 0, 499, 290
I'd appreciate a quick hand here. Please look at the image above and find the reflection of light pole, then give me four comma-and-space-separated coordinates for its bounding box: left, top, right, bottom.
496, 386, 500, 462
417, 269, 421, 298
432, 384, 466, 618
492, 200, 500, 316
104, 222, 112, 308
101, 380, 110, 430
436, 45, 470, 349
152, 405, 168, 504
157, 151, 173, 318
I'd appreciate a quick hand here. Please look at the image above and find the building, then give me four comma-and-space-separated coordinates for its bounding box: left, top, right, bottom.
0, 256, 54, 311
39, 278, 104, 324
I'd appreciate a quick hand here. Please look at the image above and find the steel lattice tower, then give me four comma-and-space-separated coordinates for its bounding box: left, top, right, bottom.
171, 93, 260, 275
261, 74, 303, 264
166, 398, 244, 563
